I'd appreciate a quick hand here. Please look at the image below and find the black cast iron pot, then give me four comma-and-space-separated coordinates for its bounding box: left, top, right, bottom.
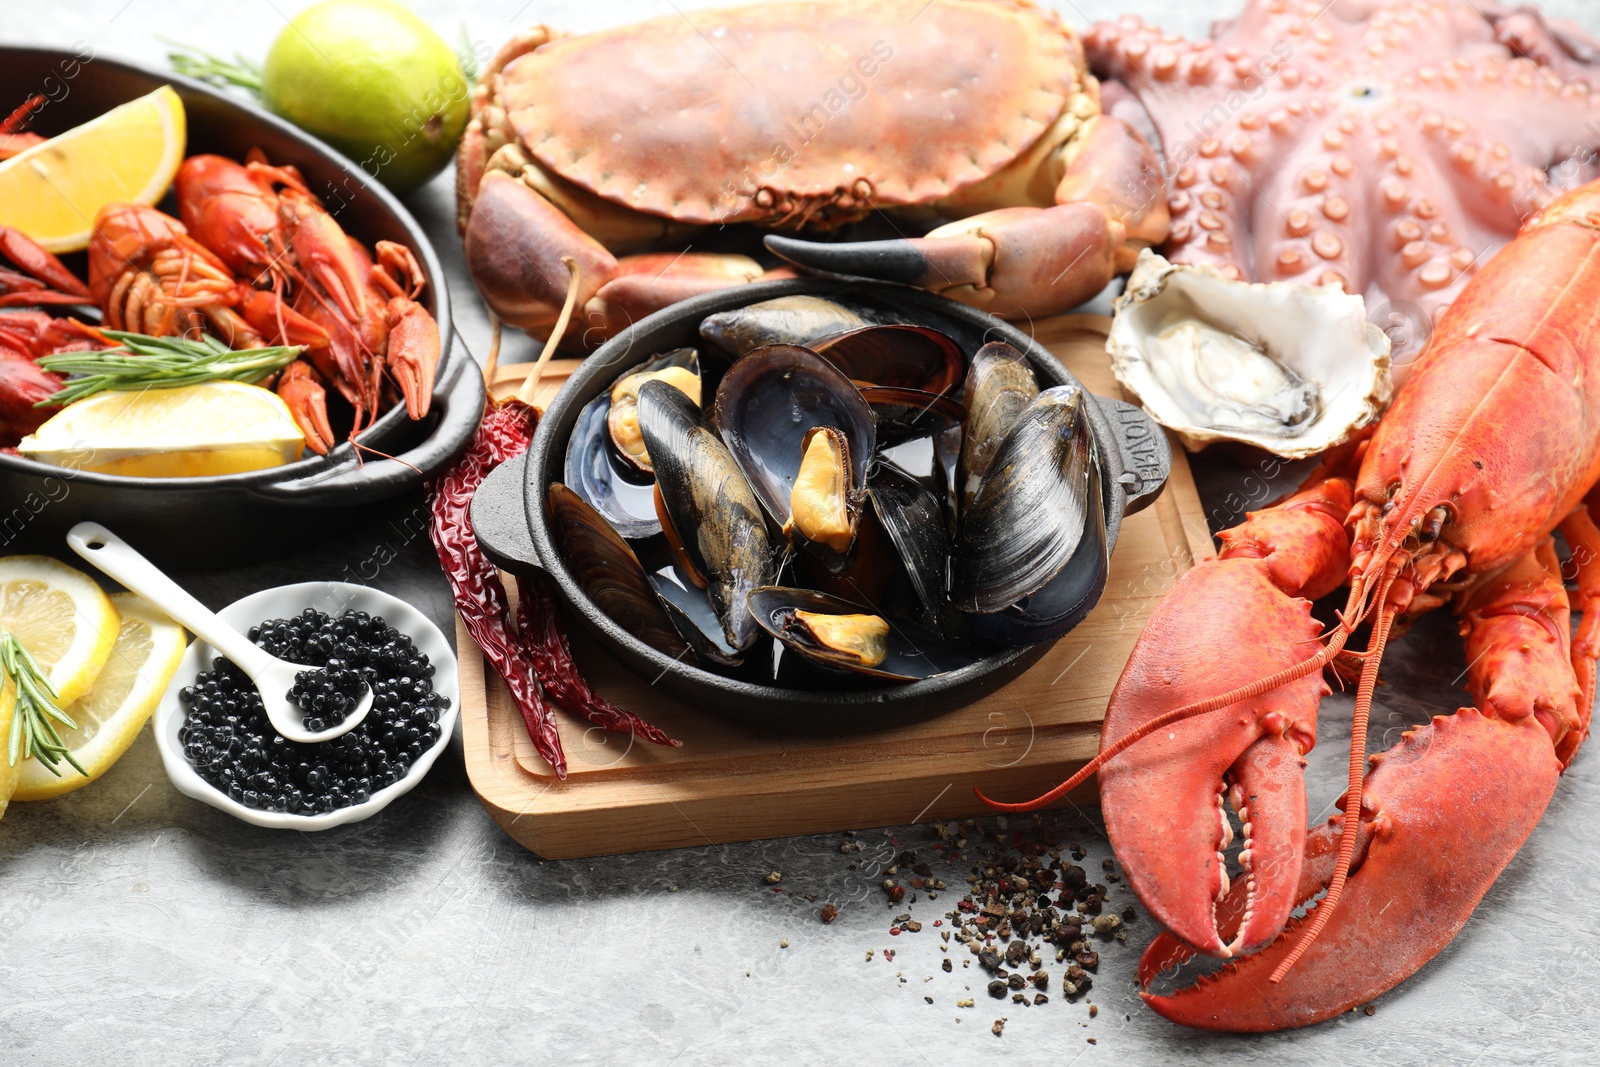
0, 47, 483, 566
471, 278, 1172, 732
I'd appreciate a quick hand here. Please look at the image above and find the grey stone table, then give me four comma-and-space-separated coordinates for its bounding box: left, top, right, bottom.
2, 2, 1597, 1064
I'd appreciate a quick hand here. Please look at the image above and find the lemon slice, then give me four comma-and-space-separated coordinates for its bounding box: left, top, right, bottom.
18, 381, 306, 477
13, 593, 185, 800
0, 683, 16, 817
0, 555, 118, 705
0, 86, 185, 253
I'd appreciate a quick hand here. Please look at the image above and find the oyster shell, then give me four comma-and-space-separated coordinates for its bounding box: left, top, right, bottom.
1108, 251, 1391, 459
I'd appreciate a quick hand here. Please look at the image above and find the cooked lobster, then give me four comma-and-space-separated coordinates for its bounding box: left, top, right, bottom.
984, 177, 1600, 1030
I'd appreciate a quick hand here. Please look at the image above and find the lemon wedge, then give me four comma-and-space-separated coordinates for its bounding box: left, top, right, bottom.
18, 381, 305, 477
0, 684, 16, 817
0, 85, 186, 253
0, 555, 118, 706
13, 593, 185, 801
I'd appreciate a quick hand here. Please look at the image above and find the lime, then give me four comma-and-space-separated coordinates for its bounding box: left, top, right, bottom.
261, 0, 469, 194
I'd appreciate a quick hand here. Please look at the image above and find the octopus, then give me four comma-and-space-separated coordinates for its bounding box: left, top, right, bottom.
1088, 0, 1600, 372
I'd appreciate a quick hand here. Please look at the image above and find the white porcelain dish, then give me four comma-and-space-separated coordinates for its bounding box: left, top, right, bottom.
152, 582, 459, 830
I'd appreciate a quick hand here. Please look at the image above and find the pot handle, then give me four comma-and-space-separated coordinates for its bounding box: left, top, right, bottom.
469, 451, 547, 579
1093, 395, 1171, 517
246, 340, 486, 506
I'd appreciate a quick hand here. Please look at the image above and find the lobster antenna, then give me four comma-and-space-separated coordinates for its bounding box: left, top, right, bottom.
976, 625, 1356, 813
517, 257, 580, 407
1269, 559, 1403, 983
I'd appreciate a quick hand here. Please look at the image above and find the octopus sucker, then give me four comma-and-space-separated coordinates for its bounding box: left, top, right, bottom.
1087, 0, 1600, 378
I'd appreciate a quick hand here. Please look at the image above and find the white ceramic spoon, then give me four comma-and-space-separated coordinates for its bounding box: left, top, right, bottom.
67, 522, 372, 744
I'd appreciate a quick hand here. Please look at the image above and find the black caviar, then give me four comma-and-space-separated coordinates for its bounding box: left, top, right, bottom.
178, 609, 446, 815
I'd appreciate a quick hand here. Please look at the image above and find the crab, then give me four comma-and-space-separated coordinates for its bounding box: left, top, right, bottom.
456, 0, 1169, 347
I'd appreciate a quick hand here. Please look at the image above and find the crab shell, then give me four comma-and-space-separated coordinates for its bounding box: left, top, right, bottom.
461, 0, 1117, 244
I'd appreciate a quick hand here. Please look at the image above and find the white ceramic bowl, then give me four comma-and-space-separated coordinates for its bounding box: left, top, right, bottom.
153, 582, 459, 830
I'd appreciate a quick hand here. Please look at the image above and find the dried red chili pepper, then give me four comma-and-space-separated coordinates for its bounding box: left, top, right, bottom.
428, 397, 567, 777
515, 572, 680, 748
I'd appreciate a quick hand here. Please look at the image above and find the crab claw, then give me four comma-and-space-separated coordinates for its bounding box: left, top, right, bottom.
382, 296, 441, 420
1142, 709, 1560, 1031
1102, 556, 1326, 958
765, 201, 1119, 320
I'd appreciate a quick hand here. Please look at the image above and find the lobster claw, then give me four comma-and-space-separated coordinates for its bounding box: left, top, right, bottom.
1141, 710, 1560, 1031
1101, 556, 1325, 959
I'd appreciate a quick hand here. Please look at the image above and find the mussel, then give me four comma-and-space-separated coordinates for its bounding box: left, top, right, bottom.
953, 385, 1109, 645
552, 296, 1128, 691
638, 377, 774, 652
713, 344, 876, 556
747, 586, 977, 682
957, 342, 1039, 515
646, 561, 746, 667
606, 348, 701, 474
566, 393, 662, 538
546, 483, 689, 659
564, 348, 704, 539
811, 325, 964, 395
863, 386, 964, 532
867, 460, 952, 632
700, 295, 907, 357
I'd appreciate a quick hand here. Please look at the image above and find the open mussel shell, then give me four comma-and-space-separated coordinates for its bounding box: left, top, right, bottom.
958, 341, 1039, 515
647, 565, 746, 667
868, 460, 952, 632
565, 394, 661, 538
863, 386, 963, 532
747, 586, 977, 682
810, 325, 965, 395
953, 385, 1107, 643
859, 386, 965, 447
606, 347, 701, 475
712, 344, 876, 551
546, 483, 689, 659
637, 377, 774, 652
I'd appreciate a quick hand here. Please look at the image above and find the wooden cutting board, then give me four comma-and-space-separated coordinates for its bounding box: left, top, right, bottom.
458, 315, 1213, 859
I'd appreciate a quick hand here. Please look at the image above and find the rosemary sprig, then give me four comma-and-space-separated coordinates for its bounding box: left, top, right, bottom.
0, 633, 86, 777
36, 331, 302, 407
165, 40, 265, 95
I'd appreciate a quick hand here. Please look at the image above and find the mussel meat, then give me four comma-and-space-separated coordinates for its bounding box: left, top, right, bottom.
713, 344, 876, 555
747, 586, 977, 682
637, 377, 774, 651
607, 348, 701, 474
